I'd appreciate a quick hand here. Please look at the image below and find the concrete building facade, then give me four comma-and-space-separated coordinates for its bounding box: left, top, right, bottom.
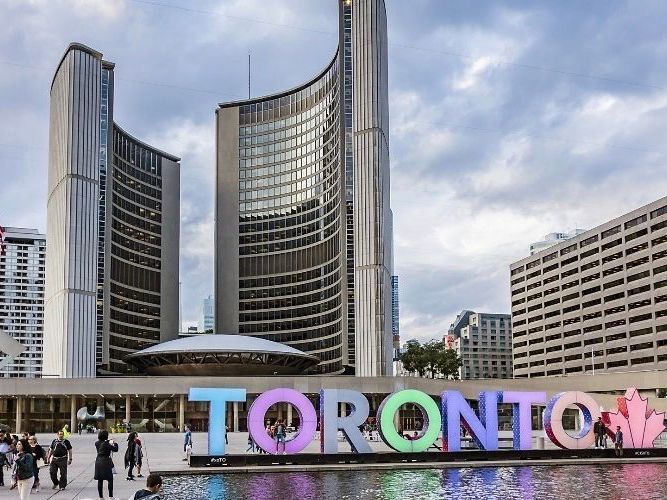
511, 197, 667, 378
447, 311, 512, 379
44, 43, 180, 378
0, 228, 46, 377
215, 0, 393, 375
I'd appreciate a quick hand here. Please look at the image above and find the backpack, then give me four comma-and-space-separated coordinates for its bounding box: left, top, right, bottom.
51, 439, 69, 458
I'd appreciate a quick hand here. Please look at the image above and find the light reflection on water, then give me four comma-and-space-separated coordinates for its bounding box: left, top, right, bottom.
161, 463, 667, 500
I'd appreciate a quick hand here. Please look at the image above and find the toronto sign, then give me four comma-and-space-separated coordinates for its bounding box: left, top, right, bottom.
189, 386, 666, 455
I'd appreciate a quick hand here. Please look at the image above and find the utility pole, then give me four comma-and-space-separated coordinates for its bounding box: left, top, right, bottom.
248, 53, 251, 99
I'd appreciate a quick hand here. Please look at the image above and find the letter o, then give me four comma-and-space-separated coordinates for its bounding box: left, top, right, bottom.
247, 388, 317, 455
544, 391, 600, 449
377, 390, 441, 453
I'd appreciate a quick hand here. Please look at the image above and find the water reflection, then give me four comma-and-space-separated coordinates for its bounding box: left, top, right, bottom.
161, 463, 667, 500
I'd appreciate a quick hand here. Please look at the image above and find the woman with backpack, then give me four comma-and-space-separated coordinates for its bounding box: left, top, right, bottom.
13, 439, 34, 499
94, 430, 119, 499
124, 432, 138, 481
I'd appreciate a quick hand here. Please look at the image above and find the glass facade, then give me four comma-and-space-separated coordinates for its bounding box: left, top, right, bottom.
236, 56, 345, 374
107, 128, 165, 374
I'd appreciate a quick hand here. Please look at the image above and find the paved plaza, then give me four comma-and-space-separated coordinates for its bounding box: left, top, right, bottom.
0, 431, 665, 499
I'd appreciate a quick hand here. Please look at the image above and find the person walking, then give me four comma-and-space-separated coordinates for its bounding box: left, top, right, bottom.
77, 423, 83, 436
124, 432, 138, 481
135, 433, 144, 478
593, 417, 607, 449
14, 439, 35, 500
614, 426, 624, 457
47, 430, 72, 491
0, 429, 12, 486
246, 434, 256, 453
94, 430, 119, 499
182, 425, 193, 461
26, 436, 44, 493
61, 425, 71, 439
225, 424, 229, 445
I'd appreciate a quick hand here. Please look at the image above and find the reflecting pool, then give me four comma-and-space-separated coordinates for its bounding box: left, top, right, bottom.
161, 463, 667, 499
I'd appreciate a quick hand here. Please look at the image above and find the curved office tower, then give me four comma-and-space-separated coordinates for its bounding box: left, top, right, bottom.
216, 0, 393, 375
44, 43, 180, 377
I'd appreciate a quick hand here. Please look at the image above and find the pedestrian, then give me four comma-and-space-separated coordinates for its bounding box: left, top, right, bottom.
77, 423, 83, 436
225, 424, 229, 445
274, 420, 286, 454
94, 430, 119, 499
0, 429, 12, 486
47, 430, 72, 491
61, 425, 71, 439
614, 426, 624, 457
131, 473, 163, 499
124, 431, 138, 481
246, 434, 256, 453
26, 436, 45, 493
593, 417, 606, 449
135, 433, 144, 478
182, 425, 192, 461
14, 439, 35, 500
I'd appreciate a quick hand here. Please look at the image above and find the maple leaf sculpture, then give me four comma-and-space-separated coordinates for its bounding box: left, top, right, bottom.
602, 387, 666, 448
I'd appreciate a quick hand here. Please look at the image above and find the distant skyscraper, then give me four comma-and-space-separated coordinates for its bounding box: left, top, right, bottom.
215, 0, 393, 375
391, 275, 400, 356
44, 43, 180, 377
529, 229, 586, 255
201, 295, 214, 332
0, 227, 45, 378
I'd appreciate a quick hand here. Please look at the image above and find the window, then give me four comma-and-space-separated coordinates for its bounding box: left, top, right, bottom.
625, 228, 648, 242
542, 251, 558, 263
560, 244, 577, 256
625, 214, 647, 230
651, 205, 667, 219
601, 225, 621, 239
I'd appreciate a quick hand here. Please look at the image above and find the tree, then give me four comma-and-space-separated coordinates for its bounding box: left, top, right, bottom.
400, 340, 462, 379
400, 342, 428, 377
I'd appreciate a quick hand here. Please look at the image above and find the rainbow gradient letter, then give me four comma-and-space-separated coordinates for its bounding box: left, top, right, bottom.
441, 391, 500, 451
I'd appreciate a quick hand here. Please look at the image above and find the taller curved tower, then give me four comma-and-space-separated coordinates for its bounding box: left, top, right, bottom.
215, 0, 393, 375
44, 43, 180, 377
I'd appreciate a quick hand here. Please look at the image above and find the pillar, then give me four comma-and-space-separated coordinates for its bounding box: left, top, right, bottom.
15, 396, 22, 433
70, 396, 77, 432
125, 395, 131, 426
287, 404, 293, 427
178, 394, 185, 432
233, 402, 239, 432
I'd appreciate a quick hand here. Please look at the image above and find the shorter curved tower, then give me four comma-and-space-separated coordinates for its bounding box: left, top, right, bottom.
44, 43, 180, 377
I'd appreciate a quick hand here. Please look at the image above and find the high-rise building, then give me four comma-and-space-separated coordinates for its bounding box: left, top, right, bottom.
391, 275, 400, 356
510, 197, 667, 378
0, 227, 46, 378
529, 229, 586, 255
44, 43, 180, 378
201, 295, 214, 332
215, 0, 393, 375
446, 311, 512, 380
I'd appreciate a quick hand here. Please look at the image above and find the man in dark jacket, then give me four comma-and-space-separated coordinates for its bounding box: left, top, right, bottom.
132, 473, 162, 499
593, 417, 607, 449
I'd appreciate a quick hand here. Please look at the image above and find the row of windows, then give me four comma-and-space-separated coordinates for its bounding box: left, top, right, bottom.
240, 278, 341, 309
513, 210, 667, 277
113, 129, 164, 177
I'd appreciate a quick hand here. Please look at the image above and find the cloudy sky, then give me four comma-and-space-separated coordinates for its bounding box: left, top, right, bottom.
1, 0, 666, 342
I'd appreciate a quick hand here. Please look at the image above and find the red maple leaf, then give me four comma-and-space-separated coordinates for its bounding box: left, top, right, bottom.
602, 388, 666, 448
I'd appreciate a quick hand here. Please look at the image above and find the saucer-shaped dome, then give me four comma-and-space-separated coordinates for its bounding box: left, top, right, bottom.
124, 334, 319, 376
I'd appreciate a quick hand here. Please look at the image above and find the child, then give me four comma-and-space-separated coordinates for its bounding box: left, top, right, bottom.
132, 473, 163, 499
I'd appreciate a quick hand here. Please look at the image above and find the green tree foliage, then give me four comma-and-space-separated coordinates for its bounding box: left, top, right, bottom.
400, 340, 462, 379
